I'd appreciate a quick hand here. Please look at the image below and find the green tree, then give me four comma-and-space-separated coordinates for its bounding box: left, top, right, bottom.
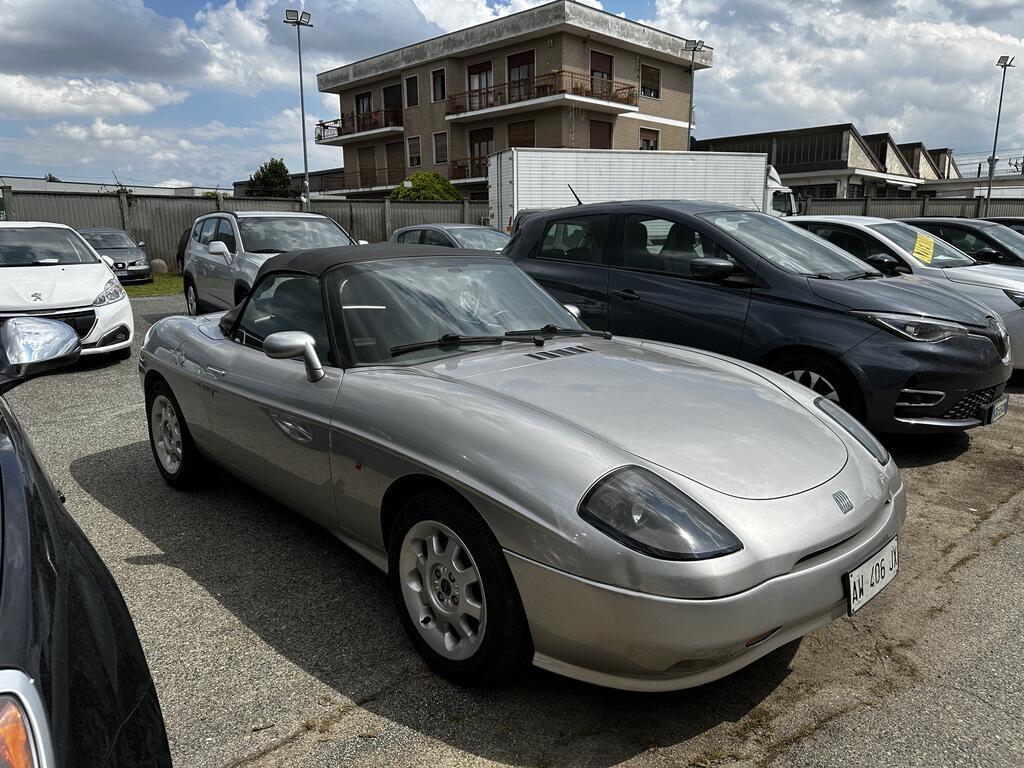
246, 157, 297, 198
389, 171, 461, 201
44, 172, 61, 182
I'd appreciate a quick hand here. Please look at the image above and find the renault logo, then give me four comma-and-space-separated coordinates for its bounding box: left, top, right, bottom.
833, 491, 854, 514
30, 292, 43, 302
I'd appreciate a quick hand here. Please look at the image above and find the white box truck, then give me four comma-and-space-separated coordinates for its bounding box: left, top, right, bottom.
487, 147, 795, 232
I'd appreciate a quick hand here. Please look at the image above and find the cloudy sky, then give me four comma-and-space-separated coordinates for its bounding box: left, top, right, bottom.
0, 0, 1021, 188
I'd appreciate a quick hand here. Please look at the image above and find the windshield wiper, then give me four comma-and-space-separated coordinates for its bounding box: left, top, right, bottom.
504, 324, 611, 340
807, 273, 835, 280
842, 271, 883, 280
248, 248, 281, 254
391, 333, 507, 357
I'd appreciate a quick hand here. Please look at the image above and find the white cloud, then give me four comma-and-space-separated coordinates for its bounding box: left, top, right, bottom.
156, 178, 193, 188
0, 75, 186, 118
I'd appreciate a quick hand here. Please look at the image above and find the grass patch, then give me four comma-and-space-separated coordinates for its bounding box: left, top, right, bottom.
125, 272, 182, 298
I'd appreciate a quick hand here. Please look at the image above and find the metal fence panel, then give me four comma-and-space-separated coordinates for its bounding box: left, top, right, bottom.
223, 197, 301, 213
803, 199, 867, 215
987, 199, 1024, 216
125, 195, 218, 269
390, 202, 465, 230
7, 191, 123, 229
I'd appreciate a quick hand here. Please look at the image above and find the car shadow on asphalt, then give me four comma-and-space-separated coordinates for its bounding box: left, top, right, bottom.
882, 431, 971, 469
70, 440, 798, 766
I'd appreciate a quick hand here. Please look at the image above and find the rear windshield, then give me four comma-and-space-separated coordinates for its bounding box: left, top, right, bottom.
868, 222, 974, 268
447, 227, 510, 251
698, 211, 876, 278
0, 227, 99, 267
237, 217, 354, 253
80, 230, 136, 249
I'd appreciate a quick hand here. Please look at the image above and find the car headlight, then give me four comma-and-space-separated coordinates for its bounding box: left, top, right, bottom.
93, 278, 126, 306
854, 311, 971, 342
1005, 289, 1024, 308
0, 695, 34, 768
578, 466, 742, 560
815, 397, 890, 465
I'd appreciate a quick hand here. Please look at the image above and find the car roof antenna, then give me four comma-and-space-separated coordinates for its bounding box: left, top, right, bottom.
568, 184, 584, 206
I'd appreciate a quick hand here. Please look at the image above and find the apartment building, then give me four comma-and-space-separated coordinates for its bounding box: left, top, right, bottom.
314, 0, 711, 198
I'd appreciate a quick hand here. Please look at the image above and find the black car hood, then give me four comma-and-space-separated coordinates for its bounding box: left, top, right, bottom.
95, 246, 146, 262
807, 274, 993, 325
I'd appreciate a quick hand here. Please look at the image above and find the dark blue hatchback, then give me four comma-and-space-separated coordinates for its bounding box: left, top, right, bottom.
505, 201, 1012, 434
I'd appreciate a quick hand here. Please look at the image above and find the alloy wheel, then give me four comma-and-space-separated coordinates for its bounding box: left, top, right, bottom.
151, 394, 183, 474
783, 369, 841, 402
185, 285, 198, 316
398, 520, 487, 662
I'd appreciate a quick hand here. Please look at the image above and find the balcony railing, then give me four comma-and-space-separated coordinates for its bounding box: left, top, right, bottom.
315, 109, 404, 142
449, 157, 489, 180
318, 166, 407, 191
447, 70, 637, 115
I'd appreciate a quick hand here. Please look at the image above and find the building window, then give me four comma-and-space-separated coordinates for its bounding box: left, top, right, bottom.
433, 132, 448, 165
405, 75, 419, 108
407, 136, 422, 168
468, 127, 494, 177
639, 128, 659, 151
467, 61, 493, 110
431, 69, 446, 102
508, 120, 535, 148
640, 65, 661, 99
508, 51, 535, 102
590, 51, 613, 100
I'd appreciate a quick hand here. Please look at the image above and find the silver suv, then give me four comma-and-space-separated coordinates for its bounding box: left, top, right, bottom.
183, 211, 357, 314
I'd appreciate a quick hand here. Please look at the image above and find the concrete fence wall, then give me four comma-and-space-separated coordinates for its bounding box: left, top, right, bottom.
803, 197, 1024, 218
0, 187, 488, 272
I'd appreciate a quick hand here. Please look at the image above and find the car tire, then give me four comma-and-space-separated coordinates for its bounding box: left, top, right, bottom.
146, 380, 204, 489
184, 279, 199, 317
389, 488, 533, 687
771, 353, 864, 419
112, 347, 132, 361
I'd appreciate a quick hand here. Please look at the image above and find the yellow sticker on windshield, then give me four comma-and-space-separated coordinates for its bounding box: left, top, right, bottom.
912, 233, 934, 264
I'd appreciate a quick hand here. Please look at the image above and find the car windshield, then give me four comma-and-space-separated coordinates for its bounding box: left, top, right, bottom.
447, 227, 511, 251
0, 227, 99, 267
868, 222, 975, 268
81, 230, 136, 249
699, 211, 877, 278
237, 217, 354, 253
979, 222, 1024, 255
331, 256, 583, 365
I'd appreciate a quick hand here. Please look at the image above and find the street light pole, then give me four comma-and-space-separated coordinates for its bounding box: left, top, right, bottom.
686, 40, 705, 148
986, 55, 1015, 216
284, 9, 313, 211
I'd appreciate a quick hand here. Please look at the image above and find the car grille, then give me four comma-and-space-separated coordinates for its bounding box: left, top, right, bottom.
525, 345, 593, 361
0, 308, 97, 338
943, 384, 1005, 420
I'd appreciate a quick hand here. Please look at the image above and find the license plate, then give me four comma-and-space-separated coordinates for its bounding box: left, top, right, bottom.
115, 270, 129, 277
982, 395, 1010, 425
847, 536, 898, 615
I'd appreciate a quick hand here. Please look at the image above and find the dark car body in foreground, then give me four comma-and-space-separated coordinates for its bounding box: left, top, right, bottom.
903, 217, 1024, 267
0, 318, 171, 766
78, 227, 152, 283
506, 201, 1012, 434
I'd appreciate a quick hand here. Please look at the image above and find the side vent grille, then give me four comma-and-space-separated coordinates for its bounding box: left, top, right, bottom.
525, 345, 593, 361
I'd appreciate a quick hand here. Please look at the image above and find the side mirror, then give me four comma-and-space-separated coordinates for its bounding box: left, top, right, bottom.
564, 304, 582, 319
974, 247, 1003, 264
263, 331, 324, 382
866, 253, 902, 274
357, 239, 370, 246
137, 240, 146, 248
0, 317, 81, 394
690, 258, 735, 282
208, 240, 232, 259
100, 254, 115, 268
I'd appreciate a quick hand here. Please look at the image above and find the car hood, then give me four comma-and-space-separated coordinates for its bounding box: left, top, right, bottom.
94, 246, 147, 263
431, 339, 850, 500
943, 263, 1024, 292
807, 273, 994, 324
0, 263, 112, 310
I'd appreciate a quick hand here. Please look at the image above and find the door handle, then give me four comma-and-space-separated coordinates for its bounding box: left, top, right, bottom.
613, 288, 640, 301
204, 365, 227, 377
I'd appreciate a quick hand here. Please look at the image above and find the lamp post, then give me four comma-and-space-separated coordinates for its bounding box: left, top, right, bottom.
284, 9, 313, 211
985, 55, 1015, 216
686, 39, 705, 148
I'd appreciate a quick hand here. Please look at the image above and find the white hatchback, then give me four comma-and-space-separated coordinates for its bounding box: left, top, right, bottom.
0, 222, 134, 359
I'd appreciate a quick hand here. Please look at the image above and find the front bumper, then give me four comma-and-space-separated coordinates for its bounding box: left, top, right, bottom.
1002, 308, 1024, 370
843, 330, 1012, 433
81, 298, 134, 355
507, 480, 906, 692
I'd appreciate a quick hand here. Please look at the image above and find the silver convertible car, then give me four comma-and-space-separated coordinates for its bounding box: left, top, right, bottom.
140, 245, 905, 691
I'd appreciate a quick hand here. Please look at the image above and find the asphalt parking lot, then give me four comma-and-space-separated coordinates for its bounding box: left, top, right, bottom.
8, 294, 1024, 768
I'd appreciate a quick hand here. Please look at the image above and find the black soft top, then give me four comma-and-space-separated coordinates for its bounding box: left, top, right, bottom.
254, 244, 503, 284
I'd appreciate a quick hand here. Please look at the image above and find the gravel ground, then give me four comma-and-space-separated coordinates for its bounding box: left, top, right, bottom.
7, 294, 1024, 767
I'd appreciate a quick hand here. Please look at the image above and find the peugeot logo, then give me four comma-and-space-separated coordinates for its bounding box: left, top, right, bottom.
30, 292, 43, 302
833, 491, 854, 515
